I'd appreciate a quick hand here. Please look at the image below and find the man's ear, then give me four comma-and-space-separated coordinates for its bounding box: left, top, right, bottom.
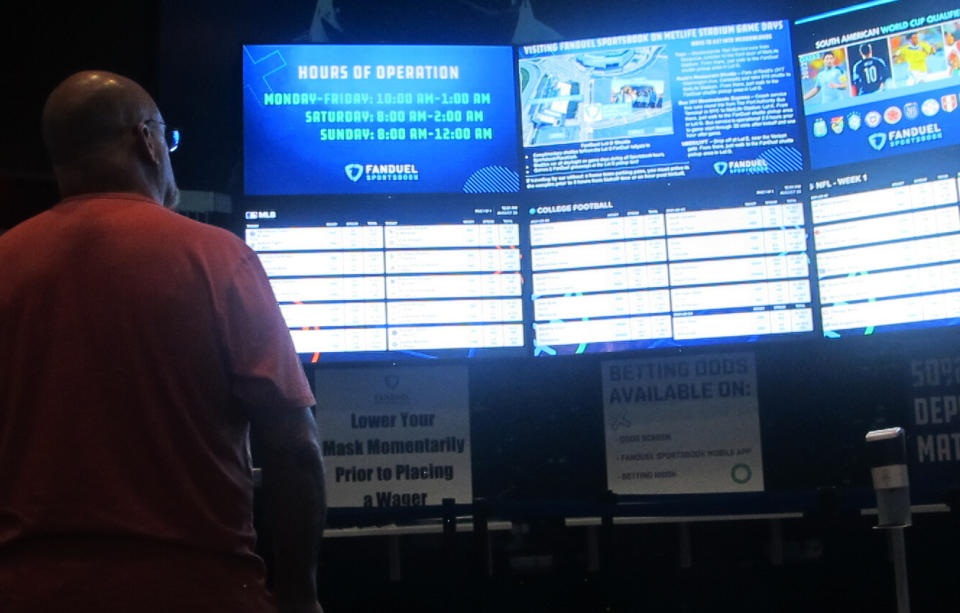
136, 122, 162, 167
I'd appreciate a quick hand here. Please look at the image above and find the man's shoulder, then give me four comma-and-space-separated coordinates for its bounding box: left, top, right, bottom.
142, 207, 256, 272
1, 193, 254, 270
155, 207, 245, 247
99, 194, 250, 255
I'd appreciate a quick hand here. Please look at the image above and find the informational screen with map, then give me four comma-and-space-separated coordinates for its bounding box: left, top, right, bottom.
517, 20, 804, 190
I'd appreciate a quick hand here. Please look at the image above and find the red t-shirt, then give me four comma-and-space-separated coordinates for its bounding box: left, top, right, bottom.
0, 193, 315, 612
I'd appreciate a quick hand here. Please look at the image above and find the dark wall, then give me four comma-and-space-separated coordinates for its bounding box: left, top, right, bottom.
7, 0, 959, 507
7, 3, 159, 172
3, 3, 160, 228
8, 5, 958, 612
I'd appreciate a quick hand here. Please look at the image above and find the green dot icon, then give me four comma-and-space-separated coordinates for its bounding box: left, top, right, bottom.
731, 463, 752, 484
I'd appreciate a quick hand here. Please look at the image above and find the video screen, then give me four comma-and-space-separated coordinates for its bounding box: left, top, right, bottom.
244, 197, 524, 361
528, 177, 814, 355
517, 19, 803, 190
795, 1, 960, 168
243, 44, 520, 196
807, 150, 960, 337
236, 4, 960, 362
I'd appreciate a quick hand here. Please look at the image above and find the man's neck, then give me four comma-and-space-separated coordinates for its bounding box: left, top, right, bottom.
55, 159, 161, 205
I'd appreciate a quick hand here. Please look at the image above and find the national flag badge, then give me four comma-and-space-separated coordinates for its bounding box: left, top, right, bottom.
847, 111, 862, 131
904, 102, 919, 120
865, 110, 882, 128
885, 105, 903, 124
813, 118, 828, 137
942, 94, 958, 113
830, 116, 844, 134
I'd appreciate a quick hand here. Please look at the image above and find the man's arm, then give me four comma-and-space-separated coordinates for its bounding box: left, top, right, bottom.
218, 247, 323, 610
251, 405, 326, 613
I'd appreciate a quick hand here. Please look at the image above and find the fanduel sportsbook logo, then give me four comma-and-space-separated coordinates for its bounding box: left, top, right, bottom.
344, 164, 364, 182
715, 159, 769, 175
868, 133, 887, 151
344, 163, 420, 183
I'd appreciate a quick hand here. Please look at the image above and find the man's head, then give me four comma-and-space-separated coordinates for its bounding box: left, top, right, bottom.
822, 51, 836, 67
42, 71, 179, 208
910, 32, 920, 45
859, 43, 873, 58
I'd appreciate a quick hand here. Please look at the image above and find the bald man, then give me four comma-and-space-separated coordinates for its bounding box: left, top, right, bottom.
0, 72, 325, 613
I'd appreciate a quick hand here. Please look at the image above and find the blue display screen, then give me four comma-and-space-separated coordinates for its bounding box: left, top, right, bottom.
517, 20, 804, 190
795, 1, 960, 168
243, 44, 520, 195
239, 5, 960, 360
804, 153, 960, 339
243, 195, 526, 362
525, 177, 814, 355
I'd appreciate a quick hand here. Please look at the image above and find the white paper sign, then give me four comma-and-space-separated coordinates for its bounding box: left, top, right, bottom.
315, 365, 472, 508
602, 352, 764, 494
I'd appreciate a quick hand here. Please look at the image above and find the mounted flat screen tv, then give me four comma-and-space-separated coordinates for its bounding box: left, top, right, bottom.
242, 44, 520, 196
516, 19, 804, 190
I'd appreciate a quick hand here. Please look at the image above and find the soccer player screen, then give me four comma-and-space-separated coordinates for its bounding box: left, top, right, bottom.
795, 0, 960, 169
